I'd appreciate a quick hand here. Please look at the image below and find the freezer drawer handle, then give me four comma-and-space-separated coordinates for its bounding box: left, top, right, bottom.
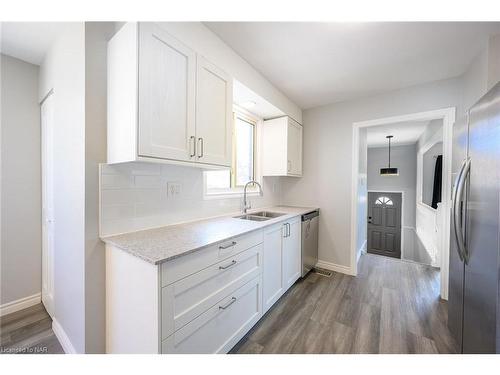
219, 297, 237, 310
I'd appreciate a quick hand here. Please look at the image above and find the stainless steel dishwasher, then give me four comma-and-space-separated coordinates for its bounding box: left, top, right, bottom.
301, 209, 319, 277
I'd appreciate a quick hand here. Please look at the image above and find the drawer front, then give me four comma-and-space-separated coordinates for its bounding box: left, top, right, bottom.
161, 244, 262, 338
162, 275, 262, 354
161, 230, 263, 287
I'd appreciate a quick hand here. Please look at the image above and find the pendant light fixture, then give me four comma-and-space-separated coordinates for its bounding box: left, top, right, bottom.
380, 135, 399, 176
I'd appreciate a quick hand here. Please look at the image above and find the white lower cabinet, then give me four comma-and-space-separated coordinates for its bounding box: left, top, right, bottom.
263, 223, 285, 313
283, 217, 301, 289
162, 275, 262, 354
105, 216, 302, 354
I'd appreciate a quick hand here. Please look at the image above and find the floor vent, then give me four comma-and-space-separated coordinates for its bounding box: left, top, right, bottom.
314, 268, 333, 277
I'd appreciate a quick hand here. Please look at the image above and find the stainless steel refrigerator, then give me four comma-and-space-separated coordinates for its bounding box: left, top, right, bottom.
448, 81, 500, 353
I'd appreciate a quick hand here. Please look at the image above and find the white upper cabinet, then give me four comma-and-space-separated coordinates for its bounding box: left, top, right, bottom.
195, 56, 232, 167
138, 23, 196, 162
107, 22, 232, 168
262, 116, 303, 177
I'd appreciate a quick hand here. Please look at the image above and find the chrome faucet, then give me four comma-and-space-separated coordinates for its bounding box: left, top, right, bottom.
243, 180, 263, 213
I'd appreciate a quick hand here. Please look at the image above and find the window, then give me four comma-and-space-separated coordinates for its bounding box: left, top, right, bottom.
375, 196, 393, 205
205, 108, 258, 196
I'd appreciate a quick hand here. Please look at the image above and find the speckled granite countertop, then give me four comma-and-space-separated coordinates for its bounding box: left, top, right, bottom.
101, 206, 319, 265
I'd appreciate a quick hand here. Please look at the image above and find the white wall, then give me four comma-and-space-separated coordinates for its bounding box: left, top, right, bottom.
281, 77, 461, 269
0, 54, 41, 306
356, 128, 367, 260
84, 22, 116, 354
100, 163, 282, 236
38, 23, 86, 353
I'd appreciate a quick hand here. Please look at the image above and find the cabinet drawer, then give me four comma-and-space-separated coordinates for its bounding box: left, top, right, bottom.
161, 244, 262, 338
162, 275, 262, 354
161, 230, 263, 286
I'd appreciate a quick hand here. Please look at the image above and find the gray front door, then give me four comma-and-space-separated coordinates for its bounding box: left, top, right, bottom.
367, 192, 402, 259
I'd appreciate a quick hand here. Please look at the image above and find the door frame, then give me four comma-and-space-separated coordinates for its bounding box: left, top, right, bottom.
367, 190, 404, 259
351, 107, 455, 300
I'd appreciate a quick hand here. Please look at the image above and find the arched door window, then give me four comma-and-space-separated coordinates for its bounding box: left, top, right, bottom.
375, 196, 393, 206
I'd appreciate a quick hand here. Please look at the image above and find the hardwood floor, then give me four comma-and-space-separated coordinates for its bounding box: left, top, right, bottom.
0, 303, 64, 354
231, 253, 459, 354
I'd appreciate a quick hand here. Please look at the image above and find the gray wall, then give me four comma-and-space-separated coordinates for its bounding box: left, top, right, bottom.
0, 54, 41, 306
281, 77, 461, 268
367, 144, 417, 228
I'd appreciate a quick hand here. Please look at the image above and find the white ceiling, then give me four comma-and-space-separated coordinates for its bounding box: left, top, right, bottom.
367, 120, 433, 148
0, 22, 73, 65
205, 22, 500, 109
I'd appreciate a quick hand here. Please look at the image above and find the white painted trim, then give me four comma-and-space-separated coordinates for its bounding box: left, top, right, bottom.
316, 260, 354, 276
0, 293, 41, 317
352, 107, 455, 300
357, 240, 367, 262
52, 318, 77, 354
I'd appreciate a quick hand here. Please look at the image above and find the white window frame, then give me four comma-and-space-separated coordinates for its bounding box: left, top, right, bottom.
203, 105, 263, 199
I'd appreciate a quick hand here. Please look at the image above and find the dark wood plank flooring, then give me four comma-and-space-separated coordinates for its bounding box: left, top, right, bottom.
231, 253, 459, 354
0, 303, 64, 354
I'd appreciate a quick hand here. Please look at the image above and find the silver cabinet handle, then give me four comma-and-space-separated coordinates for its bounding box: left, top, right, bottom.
189, 136, 196, 157
454, 158, 471, 264
283, 223, 287, 238
283, 223, 290, 237
219, 297, 236, 310
219, 260, 237, 270
197, 137, 204, 158
287, 160, 291, 172
219, 241, 236, 250
287, 223, 291, 237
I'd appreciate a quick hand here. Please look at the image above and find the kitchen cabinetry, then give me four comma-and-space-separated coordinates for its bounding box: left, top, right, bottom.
107, 22, 232, 168
262, 116, 303, 177
262, 217, 302, 314
105, 216, 303, 354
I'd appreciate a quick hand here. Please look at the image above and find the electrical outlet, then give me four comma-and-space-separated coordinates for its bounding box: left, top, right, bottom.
167, 182, 182, 198
272, 182, 279, 193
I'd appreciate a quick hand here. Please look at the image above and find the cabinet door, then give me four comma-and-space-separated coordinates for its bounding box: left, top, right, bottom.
263, 223, 285, 313
287, 119, 303, 175
283, 218, 301, 288
138, 23, 196, 162
195, 55, 232, 167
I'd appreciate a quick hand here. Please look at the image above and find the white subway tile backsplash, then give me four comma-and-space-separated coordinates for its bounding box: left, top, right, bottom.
99, 162, 283, 236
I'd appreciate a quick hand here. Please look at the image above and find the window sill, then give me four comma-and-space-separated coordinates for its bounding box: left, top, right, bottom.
203, 188, 261, 200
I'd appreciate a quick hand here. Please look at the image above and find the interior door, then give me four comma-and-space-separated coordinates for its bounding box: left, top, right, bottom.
287, 119, 302, 175
41, 92, 55, 318
462, 82, 500, 353
195, 55, 232, 167
367, 192, 402, 259
138, 23, 196, 162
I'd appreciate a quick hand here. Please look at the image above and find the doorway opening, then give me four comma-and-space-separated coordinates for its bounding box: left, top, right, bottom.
351, 108, 455, 300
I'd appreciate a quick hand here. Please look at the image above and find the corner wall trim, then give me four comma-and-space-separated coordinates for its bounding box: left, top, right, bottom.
0, 293, 41, 317
316, 260, 354, 276
52, 319, 77, 354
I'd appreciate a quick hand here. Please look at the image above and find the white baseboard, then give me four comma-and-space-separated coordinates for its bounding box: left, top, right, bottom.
0, 293, 41, 317
52, 318, 77, 354
316, 260, 354, 276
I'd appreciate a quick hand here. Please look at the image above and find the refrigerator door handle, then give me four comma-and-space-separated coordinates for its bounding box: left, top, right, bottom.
452, 159, 466, 262
454, 158, 471, 264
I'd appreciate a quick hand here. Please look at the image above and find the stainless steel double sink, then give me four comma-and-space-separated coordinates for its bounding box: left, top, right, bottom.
234, 211, 285, 221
